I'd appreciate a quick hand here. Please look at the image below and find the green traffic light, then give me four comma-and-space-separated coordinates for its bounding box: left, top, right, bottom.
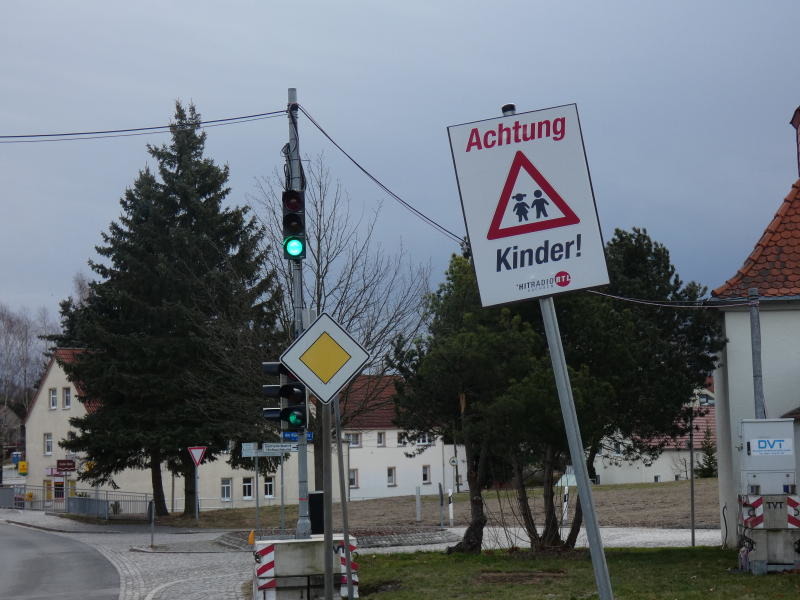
284, 237, 305, 258
287, 410, 305, 427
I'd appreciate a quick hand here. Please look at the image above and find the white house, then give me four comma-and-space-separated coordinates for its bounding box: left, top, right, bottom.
593, 396, 716, 485
339, 375, 466, 501
23, 348, 343, 513
711, 112, 800, 546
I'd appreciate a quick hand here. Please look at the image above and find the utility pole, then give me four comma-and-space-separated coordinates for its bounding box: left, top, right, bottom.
287, 88, 311, 539
749, 288, 767, 419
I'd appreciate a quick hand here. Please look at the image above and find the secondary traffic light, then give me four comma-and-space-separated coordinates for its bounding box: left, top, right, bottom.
282, 189, 305, 260
262, 361, 307, 430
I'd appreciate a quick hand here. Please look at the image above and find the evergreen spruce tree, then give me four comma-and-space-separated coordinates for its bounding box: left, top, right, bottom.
52, 103, 282, 515
696, 426, 718, 478
390, 228, 724, 552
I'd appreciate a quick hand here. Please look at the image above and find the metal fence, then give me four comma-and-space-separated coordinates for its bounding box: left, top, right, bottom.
0, 484, 151, 520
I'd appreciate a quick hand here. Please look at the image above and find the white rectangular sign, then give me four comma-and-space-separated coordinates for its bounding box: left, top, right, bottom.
242, 442, 299, 457
448, 104, 608, 307
261, 442, 299, 452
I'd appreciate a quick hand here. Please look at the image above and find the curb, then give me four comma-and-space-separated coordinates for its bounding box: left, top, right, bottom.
3, 518, 123, 534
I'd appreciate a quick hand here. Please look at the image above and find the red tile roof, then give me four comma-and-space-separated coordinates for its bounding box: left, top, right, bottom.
52, 347, 100, 414
53, 348, 87, 396
781, 406, 800, 419
338, 375, 398, 430
662, 405, 716, 450
713, 180, 800, 298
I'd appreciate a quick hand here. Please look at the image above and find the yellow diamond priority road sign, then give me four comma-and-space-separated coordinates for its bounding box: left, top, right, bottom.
281, 313, 370, 404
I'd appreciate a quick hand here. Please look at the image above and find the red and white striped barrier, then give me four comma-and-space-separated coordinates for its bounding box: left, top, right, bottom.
254, 543, 277, 600
337, 541, 359, 598
740, 495, 764, 529
788, 495, 800, 528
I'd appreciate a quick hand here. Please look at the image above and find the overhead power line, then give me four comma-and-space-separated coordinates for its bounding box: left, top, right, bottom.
587, 289, 750, 309
0, 110, 287, 143
1, 103, 463, 246
297, 105, 463, 245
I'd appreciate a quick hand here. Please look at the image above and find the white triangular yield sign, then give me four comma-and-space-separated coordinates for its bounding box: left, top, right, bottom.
188, 446, 207, 466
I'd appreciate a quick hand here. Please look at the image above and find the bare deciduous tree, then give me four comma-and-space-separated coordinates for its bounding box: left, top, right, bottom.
0, 303, 57, 415
253, 154, 430, 487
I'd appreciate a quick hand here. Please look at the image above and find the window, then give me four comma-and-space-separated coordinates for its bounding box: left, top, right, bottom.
62, 387, 71, 409
422, 465, 431, 484
43, 433, 53, 455
377, 432, 386, 447
398, 432, 407, 446
49, 388, 57, 410
387, 466, 396, 486
348, 469, 359, 488
613, 441, 622, 455
54, 481, 64, 499
653, 475, 661, 483
345, 432, 361, 448
416, 433, 433, 446
242, 477, 253, 499
264, 476, 275, 498
674, 474, 681, 481
221, 478, 232, 501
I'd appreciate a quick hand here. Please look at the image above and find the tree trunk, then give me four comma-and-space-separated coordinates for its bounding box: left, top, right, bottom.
540, 444, 562, 548
565, 495, 583, 548
512, 454, 540, 546
181, 451, 197, 516
447, 436, 488, 554
149, 447, 169, 516
564, 443, 598, 548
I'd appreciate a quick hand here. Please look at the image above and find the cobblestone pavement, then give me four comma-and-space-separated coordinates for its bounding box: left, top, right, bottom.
1, 509, 252, 600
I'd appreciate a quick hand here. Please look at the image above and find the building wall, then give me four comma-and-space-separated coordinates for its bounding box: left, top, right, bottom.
715, 305, 800, 546
593, 449, 700, 485
23, 359, 345, 512
345, 429, 465, 500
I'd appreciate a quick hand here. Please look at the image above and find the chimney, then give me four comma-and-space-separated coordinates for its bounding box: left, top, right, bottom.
791, 106, 800, 178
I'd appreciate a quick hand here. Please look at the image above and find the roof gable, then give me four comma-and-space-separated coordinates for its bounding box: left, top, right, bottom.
24, 348, 91, 423
713, 180, 800, 298
339, 374, 398, 430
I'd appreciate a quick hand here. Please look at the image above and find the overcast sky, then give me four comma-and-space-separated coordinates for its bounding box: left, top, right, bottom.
2, 1, 799, 319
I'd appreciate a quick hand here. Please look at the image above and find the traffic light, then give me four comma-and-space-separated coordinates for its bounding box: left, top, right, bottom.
281, 189, 305, 260
262, 362, 307, 430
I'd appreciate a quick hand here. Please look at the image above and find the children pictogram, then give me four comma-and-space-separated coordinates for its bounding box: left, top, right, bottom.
512, 193, 529, 222
487, 151, 580, 240
530, 190, 550, 219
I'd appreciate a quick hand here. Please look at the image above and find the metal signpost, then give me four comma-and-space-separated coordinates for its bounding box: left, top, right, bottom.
280, 312, 369, 600
448, 103, 614, 600
243, 442, 301, 534
187, 446, 207, 522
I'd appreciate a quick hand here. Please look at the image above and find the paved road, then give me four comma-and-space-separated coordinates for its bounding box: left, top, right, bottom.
0, 522, 119, 599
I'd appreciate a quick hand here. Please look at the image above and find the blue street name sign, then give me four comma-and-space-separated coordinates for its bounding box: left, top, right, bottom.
282, 431, 314, 442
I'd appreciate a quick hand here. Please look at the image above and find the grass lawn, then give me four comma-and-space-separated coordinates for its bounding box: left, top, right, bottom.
356, 547, 800, 599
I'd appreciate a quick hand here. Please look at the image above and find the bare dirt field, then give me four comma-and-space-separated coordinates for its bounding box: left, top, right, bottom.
339, 478, 719, 531
185, 478, 719, 534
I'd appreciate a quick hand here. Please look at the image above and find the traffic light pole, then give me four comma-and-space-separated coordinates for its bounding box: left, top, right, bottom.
287, 87, 312, 540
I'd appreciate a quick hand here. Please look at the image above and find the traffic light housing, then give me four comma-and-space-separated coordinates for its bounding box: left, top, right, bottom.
282, 189, 305, 260
262, 362, 307, 430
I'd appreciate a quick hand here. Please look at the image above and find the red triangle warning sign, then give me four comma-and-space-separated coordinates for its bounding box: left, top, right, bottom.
487, 151, 580, 240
